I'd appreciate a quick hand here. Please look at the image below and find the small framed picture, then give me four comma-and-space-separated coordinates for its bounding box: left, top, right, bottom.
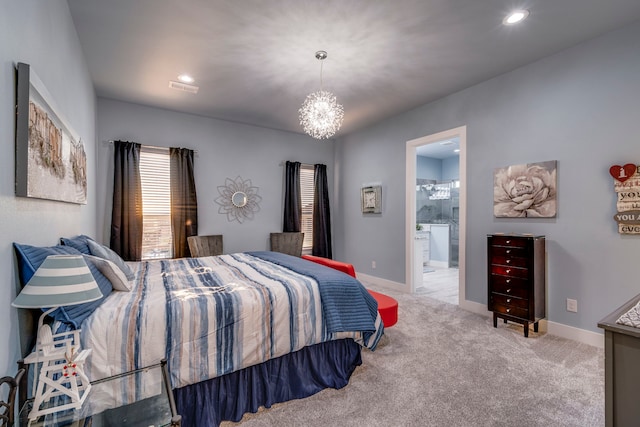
361, 185, 382, 214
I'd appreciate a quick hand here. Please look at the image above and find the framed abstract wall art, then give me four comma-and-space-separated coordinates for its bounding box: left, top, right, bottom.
15, 62, 87, 204
493, 160, 557, 218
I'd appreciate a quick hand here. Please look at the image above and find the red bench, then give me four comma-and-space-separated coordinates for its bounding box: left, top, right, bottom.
302, 255, 398, 327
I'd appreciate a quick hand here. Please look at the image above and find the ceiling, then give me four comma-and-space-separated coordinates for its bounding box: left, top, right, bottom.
67, 0, 640, 138
416, 137, 459, 159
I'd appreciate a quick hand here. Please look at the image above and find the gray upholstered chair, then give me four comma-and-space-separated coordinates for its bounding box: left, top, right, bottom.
187, 235, 223, 257
270, 232, 304, 257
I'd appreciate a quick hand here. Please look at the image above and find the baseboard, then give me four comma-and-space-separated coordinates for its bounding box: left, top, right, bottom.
459, 300, 603, 348
357, 273, 604, 349
546, 321, 604, 348
356, 273, 409, 293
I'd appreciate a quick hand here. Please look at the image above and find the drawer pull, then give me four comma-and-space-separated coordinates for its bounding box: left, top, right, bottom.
506, 298, 511, 303
506, 249, 511, 254
506, 308, 511, 313
506, 269, 511, 274
506, 259, 511, 264
506, 240, 511, 244
506, 279, 511, 284
506, 288, 512, 293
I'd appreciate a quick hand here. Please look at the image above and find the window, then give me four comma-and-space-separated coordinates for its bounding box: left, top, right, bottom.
300, 164, 314, 250
139, 146, 173, 259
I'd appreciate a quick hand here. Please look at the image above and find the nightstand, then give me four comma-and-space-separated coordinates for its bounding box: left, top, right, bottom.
19, 359, 181, 427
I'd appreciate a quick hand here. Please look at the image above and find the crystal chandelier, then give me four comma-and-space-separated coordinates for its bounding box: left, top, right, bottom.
299, 51, 344, 139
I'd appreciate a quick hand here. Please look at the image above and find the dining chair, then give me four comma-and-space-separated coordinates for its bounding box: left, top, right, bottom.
270, 232, 304, 257
187, 235, 223, 257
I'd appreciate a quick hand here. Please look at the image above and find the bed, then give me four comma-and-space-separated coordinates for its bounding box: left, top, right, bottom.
14, 241, 383, 426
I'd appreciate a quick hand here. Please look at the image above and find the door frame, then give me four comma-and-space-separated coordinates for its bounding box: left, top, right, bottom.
405, 126, 467, 302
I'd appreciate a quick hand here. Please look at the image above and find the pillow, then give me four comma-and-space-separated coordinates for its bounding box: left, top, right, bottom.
48, 257, 114, 328
85, 254, 131, 291
87, 239, 135, 280
12, 243, 113, 328
13, 242, 84, 286
59, 234, 95, 255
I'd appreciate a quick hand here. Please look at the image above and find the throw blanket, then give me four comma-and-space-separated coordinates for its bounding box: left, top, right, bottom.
248, 251, 380, 340
80, 253, 383, 405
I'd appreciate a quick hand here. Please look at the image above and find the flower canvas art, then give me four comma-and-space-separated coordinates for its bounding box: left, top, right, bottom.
493, 160, 557, 218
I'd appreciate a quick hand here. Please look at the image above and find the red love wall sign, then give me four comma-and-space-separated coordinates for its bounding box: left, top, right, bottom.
612, 163, 640, 234
610, 164, 637, 183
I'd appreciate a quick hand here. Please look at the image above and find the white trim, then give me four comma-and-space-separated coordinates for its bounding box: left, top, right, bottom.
358, 271, 604, 348
406, 126, 467, 301
458, 300, 604, 348
458, 299, 487, 315
547, 321, 604, 349
356, 273, 409, 293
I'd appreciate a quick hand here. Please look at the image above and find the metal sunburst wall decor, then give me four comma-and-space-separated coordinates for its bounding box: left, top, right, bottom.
214, 176, 262, 223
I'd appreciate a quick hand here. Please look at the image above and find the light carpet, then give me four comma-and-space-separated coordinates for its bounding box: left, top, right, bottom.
222, 283, 604, 427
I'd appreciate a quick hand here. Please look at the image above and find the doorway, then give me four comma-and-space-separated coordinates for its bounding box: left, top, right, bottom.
405, 126, 466, 305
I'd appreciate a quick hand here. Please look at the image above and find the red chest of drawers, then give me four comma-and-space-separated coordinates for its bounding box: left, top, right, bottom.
487, 234, 545, 337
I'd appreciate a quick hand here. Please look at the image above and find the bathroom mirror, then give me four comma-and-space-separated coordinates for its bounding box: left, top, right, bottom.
232, 191, 247, 208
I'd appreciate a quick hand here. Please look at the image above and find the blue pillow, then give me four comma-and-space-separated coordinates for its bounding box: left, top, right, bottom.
13, 243, 84, 285
59, 235, 95, 255
87, 239, 135, 280
13, 243, 113, 328
48, 255, 114, 328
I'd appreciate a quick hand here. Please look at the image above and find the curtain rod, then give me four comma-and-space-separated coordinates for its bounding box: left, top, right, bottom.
279, 161, 314, 167
103, 140, 198, 156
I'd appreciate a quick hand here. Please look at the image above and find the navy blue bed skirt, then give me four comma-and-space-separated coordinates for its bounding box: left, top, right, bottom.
174, 339, 362, 427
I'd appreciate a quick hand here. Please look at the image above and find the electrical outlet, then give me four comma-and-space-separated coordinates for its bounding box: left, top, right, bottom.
372, 261, 376, 269
567, 298, 578, 313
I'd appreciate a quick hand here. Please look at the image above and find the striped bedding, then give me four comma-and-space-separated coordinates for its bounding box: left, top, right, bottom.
80, 253, 383, 398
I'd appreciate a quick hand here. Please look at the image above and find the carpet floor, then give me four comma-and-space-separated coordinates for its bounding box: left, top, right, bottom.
221, 283, 604, 427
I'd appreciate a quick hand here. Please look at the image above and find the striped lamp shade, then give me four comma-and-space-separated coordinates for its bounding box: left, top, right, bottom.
12, 255, 102, 308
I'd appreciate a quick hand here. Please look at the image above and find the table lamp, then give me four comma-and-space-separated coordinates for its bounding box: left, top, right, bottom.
12, 254, 102, 420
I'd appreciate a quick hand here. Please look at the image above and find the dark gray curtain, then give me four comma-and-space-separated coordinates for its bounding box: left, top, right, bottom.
170, 147, 198, 258
110, 141, 143, 261
312, 164, 332, 258
283, 161, 301, 232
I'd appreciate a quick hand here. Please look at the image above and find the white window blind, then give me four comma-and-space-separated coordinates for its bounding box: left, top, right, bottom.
300, 164, 314, 250
140, 146, 173, 259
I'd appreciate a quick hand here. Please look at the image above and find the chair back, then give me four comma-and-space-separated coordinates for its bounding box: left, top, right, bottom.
270, 232, 304, 257
0, 369, 24, 426
187, 235, 223, 257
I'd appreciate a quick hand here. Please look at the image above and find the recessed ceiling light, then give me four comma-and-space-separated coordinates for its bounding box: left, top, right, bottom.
177, 74, 194, 84
503, 9, 529, 25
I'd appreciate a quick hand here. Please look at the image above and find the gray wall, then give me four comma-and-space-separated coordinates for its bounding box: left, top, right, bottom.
96, 98, 334, 254
442, 157, 459, 181
0, 0, 96, 374
417, 156, 441, 180
335, 20, 640, 333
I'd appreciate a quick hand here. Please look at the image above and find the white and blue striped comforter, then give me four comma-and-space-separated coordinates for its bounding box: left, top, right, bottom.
81, 253, 383, 392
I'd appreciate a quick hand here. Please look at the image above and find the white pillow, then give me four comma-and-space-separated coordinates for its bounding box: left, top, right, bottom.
85, 255, 131, 292
87, 239, 135, 280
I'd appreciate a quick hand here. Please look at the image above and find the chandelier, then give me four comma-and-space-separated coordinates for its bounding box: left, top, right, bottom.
299, 51, 344, 139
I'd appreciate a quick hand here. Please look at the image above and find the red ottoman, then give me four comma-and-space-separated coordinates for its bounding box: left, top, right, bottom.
367, 290, 398, 328
302, 255, 399, 327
